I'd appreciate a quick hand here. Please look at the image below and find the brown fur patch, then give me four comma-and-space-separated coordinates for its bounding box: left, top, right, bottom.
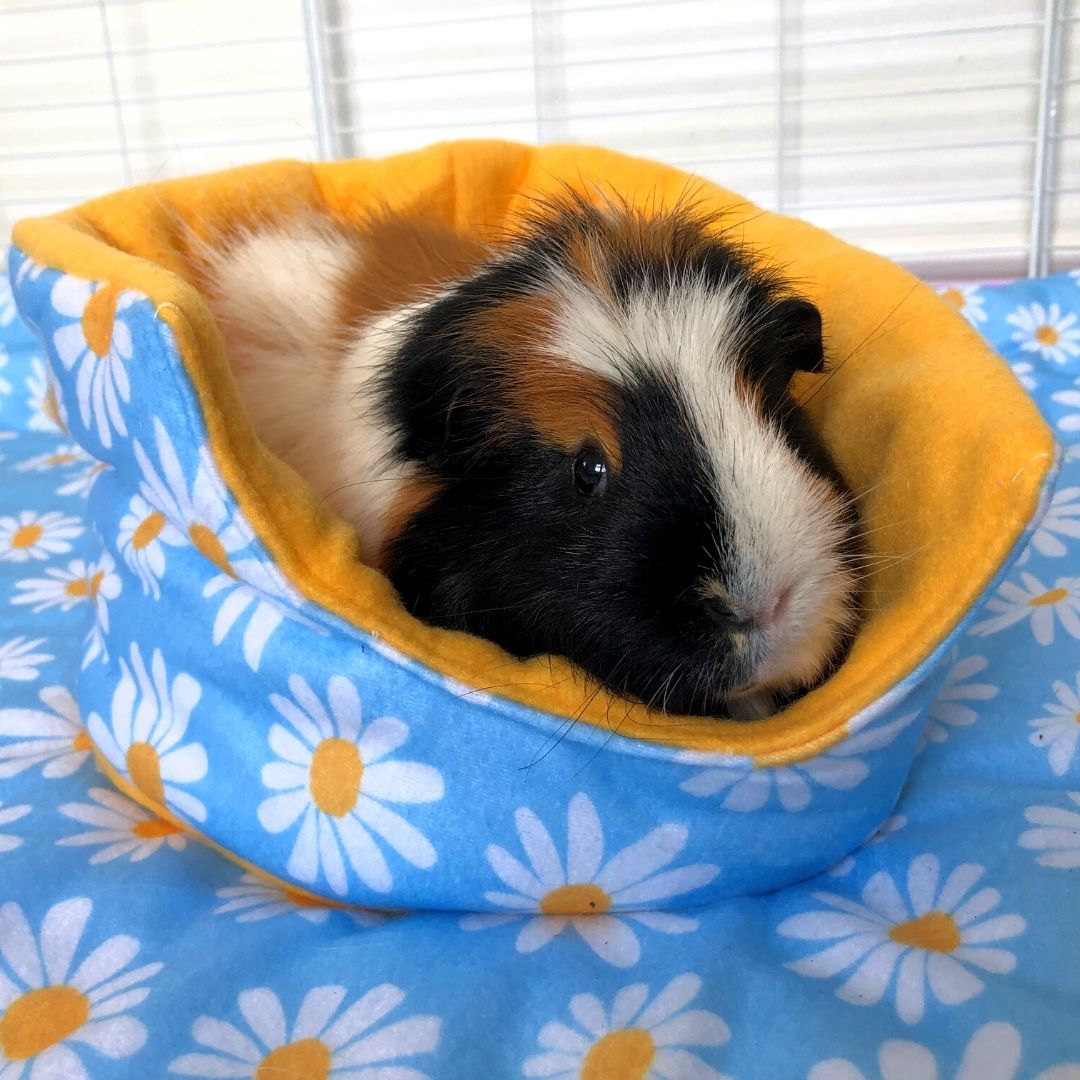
376, 475, 443, 570
519, 187, 732, 292
511, 362, 621, 469
564, 231, 613, 299
336, 215, 490, 329
470, 293, 622, 468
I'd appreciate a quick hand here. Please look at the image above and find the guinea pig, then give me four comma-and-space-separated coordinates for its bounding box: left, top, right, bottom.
191, 193, 862, 719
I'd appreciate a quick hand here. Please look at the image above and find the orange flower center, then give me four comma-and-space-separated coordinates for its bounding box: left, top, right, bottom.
126, 741, 165, 806
1035, 324, 1059, 346
582, 1029, 656, 1080
44, 384, 65, 432
188, 523, 234, 578
1030, 587, 1067, 607
256, 1039, 331, 1080
46, 453, 76, 467
540, 883, 612, 916
132, 512, 165, 550
81, 283, 122, 357
71, 730, 92, 752
132, 817, 183, 839
63, 570, 104, 601
0, 985, 90, 1060
940, 287, 965, 309
9, 524, 43, 549
888, 910, 962, 952
309, 738, 364, 817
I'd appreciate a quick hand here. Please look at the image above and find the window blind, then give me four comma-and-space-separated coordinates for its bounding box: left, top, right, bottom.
2, 0, 1077, 278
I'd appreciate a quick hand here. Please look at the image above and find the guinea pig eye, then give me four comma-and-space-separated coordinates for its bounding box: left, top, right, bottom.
573, 447, 609, 497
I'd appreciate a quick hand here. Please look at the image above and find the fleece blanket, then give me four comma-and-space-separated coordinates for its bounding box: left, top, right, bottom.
0, 169, 1078, 1077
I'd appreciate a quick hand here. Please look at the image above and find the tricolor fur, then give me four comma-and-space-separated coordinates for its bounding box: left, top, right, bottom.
193, 195, 861, 718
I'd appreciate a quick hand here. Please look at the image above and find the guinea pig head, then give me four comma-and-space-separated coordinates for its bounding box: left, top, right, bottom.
376, 198, 862, 718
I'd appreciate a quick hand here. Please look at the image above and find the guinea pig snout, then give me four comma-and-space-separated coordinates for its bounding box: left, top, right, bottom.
700, 584, 792, 634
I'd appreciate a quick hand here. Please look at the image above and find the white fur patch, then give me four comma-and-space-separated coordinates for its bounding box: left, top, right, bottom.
195, 223, 417, 564
547, 272, 857, 692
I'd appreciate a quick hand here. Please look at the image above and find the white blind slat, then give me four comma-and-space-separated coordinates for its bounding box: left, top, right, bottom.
0, 0, 1075, 278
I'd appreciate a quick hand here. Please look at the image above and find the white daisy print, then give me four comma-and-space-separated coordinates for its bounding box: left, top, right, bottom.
680, 711, 918, 813
117, 492, 185, 599
0, 896, 161, 1079
0, 801, 31, 853
0, 509, 83, 562
0, 276, 14, 327
13, 255, 45, 292
808, 1020, 1075, 1080
461, 792, 719, 968
1011, 360, 1038, 391
11, 443, 108, 501
1028, 673, 1080, 777
9, 553, 121, 670
134, 418, 313, 668
50, 276, 137, 448
56, 460, 109, 500
0, 346, 11, 398
1007, 301, 1080, 365
921, 654, 998, 748
24, 358, 66, 434
82, 553, 122, 669
203, 550, 318, 671
0, 685, 87, 780
14, 443, 89, 473
168, 982, 440, 1079
87, 642, 208, 822
258, 674, 443, 896
1019, 792, 1080, 869
778, 853, 1025, 1024
12, 554, 120, 616
212, 871, 388, 929
1023, 485, 1080, 560
827, 815, 908, 878
969, 573, 1080, 645
133, 419, 249, 570
522, 973, 731, 1080
938, 284, 987, 325
57, 786, 188, 864
0, 636, 53, 682
1054, 388, 1080, 434
213, 872, 340, 926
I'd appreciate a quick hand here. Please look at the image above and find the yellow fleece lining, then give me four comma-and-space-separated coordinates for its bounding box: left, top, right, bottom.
12, 141, 1055, 763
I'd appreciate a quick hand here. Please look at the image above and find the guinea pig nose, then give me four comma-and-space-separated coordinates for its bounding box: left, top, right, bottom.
704, 598, 754, 632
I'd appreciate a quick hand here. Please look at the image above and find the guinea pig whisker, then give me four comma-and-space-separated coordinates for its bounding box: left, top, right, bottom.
849, 473, 901, 504
844, 515, 915, 542
797, 283, 920, 410
520, 680, 607, 774
441, 602, 533, 618
572, 699, 638, 779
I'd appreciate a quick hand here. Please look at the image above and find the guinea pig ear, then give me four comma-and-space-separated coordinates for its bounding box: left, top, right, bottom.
384, 331, 496, 471
773, 296, 825, 374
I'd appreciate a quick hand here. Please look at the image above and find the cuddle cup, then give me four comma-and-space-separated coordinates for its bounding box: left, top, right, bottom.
9, 140, 1057, 911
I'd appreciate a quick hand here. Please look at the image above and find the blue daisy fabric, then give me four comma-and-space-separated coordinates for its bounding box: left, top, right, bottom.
1, 256, 1078, 1079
